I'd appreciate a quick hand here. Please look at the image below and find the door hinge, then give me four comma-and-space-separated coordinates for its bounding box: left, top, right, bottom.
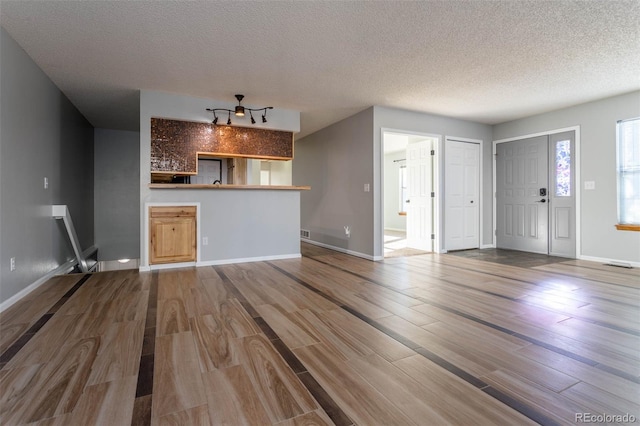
430, 150, 435, 156
431, 234, 435, 240
431, 192, 435, 198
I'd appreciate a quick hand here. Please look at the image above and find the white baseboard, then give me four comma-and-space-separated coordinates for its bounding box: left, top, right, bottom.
384, 227, 406, 233
197, 253, 301, 266
142, 261, 196, 271
481, 244, 496, 249
0, 245, 98, 313
301, 238, 381, 261
0, 258, 76, 313
140, 253, 302, 272
578, 255, 639, 268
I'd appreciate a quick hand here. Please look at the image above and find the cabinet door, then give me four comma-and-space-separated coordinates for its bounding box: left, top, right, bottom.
150, 215, 196, 264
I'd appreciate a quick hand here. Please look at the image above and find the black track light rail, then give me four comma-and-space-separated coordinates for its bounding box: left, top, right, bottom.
206, 94, 273, 125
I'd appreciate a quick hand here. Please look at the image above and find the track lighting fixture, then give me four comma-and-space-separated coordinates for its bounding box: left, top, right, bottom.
206, 94, 273, 126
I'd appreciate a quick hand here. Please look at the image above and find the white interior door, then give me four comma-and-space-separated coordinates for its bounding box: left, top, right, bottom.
406, 140, 433, 251
195, 159, 223, 184
445, 140, 480, 250
496, 136, 549, 254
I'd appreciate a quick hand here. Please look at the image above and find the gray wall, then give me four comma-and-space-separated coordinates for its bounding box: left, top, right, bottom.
94, 128, 140, 261
295, 106, 493, 259
1, 27, 94, 304
293, 108, 375, 258
494, 91, 640, 263
373, 106, 494, 257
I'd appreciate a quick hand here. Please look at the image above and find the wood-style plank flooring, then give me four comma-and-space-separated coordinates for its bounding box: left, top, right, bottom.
1, 244, 639, 425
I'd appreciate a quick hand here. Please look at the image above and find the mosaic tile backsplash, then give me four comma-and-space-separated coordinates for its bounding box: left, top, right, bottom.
151, 118, 294, 173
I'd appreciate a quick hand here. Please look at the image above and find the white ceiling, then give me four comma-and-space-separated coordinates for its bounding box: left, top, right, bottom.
1, 1, 639, 138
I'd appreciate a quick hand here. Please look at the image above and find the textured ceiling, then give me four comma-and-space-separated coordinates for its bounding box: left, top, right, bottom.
1, 1, 639, 138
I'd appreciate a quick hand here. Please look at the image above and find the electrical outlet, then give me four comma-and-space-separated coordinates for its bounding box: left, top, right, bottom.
584, 181, 596, 190
364, 183, 370, 192
44, 177, 48, 189
10, 257, 16, 271
344, 225, 351, 238
202, 237, 209, 246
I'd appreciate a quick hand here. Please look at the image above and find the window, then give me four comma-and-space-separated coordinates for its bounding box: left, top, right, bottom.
399, 166, 408, 214
617, 117, 640, 229
555, 139, 571, 197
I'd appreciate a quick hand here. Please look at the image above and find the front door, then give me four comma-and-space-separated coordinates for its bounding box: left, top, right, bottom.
496, 136, 549, 254
406, 140, 433, 251
496, 132, 576, 257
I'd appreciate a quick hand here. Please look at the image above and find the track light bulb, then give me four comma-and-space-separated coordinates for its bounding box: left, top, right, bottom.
262, 114, 267, 123
250, 111, 256, 124
227, 112, 232, 125
212, 115, 218, 125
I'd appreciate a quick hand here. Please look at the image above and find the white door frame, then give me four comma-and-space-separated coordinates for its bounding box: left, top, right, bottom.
379, 128, 443, 257
444, 136, 483, 252
493, 126, 581, 257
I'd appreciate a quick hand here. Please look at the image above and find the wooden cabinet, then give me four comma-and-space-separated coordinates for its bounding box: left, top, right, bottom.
149, 206, 197, 265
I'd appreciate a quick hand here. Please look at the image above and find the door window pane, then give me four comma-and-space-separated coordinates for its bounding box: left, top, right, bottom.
555, 140, 571, 196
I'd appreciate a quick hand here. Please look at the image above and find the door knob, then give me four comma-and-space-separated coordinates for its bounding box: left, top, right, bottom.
406, 199, 411, 203
535, 199, 547, 203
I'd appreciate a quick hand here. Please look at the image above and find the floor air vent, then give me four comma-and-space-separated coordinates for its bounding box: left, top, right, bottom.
300, 229, 310, 239
604, 261, 633, 269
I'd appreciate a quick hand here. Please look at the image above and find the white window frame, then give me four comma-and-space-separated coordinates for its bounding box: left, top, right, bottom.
616, 117, 640, 227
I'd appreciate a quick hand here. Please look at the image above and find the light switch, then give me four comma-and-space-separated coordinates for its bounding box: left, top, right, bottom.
44, 177, 48, 189
584, 181, 596, 190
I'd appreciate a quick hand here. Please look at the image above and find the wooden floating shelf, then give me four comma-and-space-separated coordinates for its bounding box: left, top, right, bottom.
149, 183, 310, 191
